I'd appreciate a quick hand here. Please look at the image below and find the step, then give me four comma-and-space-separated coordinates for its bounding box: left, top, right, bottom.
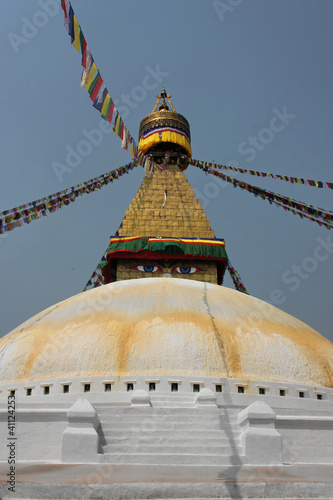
150, 394, 196, 399
97, 409, 239, 421
99, 415, 238, 425
96, 406, 223, 416
98, 414, 228, 424
100, 423, 240, 433
102, 452, 245, 465
95, 406, 239, 419
100, 420, 224, 431
103, 444, 238, 454
95, 403, 237, 422
101, 429, 241, 440
105, 433, 240, 444
151, 402, 197, 408
150, 396, 197, 402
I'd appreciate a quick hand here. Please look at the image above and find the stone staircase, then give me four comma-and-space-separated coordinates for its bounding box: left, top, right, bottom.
95, 403, 244, 465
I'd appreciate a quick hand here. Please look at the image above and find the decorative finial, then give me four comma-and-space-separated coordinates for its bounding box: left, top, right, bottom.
152, 89, 176, 113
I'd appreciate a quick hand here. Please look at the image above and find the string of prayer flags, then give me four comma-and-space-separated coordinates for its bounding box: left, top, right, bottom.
82, 220, 124, 291
194, 162, 333, 230
62, 0, 165, 172
271, 199, 332, 229
82, 253, 106, 291
227, 261, 249, 294
61, 0, 138, 158
191, 159, 333, 189
136, 151, 166, 173
0, 162, 137, 234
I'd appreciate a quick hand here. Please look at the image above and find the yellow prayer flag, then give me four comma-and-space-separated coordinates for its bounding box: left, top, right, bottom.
101, 94, 111, 118
72, 15, 80, 52
114, 115, 121, 136
85, 62, 98, 90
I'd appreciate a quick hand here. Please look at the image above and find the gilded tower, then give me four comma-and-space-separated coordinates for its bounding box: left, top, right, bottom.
102, 89, 228, 285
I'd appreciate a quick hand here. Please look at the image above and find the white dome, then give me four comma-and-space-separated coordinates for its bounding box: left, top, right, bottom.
0, 278, 332, 387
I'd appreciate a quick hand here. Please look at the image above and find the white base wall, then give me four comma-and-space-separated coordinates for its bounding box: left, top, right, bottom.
0, 408, 67, 461
0, 375, 332, 466
277, 415, 333, 464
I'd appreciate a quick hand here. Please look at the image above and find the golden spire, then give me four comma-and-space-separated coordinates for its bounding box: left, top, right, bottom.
101, 89, 226, 287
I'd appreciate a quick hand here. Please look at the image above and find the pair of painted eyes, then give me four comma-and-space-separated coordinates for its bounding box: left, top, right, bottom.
133, 265, 202, 274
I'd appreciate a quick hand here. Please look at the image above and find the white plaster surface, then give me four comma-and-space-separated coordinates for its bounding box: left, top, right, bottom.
238, 401, 282, 465
130, 389, 151, 406
195, 387, 217, 406
61, 398, 100, 463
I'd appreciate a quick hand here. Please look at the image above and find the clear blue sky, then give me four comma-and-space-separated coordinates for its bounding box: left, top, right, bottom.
1, 0, 332, 342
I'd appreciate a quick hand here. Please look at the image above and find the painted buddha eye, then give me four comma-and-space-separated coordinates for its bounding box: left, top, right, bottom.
134, 265, 161, 273
172, 266, 202, 274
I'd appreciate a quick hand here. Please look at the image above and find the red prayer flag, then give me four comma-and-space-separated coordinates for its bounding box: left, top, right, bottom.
81, 35, 87, 68
120, 121, 125, 140
106, 102, 115, 123
89, 75, 103, 102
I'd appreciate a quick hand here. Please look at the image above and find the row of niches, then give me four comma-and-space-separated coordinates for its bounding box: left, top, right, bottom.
1, 377, 331, 401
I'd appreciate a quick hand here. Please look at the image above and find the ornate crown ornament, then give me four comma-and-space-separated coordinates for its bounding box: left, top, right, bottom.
138, 89, 191, 161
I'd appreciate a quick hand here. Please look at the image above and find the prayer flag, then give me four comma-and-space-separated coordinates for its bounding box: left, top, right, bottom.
120, 121, 126, 147
67, 5, 75, 43
101, 94, 111, 119
107, 102, 116, 124
114, 115, 122, 136
79, 31, 87, 67
93, 83, 107, 111
85, 62, 98, 91
61, 0, 72, 38
80, 49, 93, 87
110, 109, 119, 130
72, 15, 80, 52
61, 0, 138, 163
88, 72, 103, 101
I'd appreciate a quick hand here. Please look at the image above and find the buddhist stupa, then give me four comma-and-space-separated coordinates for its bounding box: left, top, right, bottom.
0, 90, 333, 500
